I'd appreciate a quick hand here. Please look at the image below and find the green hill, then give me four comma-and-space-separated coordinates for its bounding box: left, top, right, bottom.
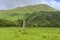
26, 11, 60, 27
0, 4, 60, 27
0, 4, 57, 21
12, 4, 57, 13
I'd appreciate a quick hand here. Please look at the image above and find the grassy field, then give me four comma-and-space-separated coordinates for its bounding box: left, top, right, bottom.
0, 27, 60, 40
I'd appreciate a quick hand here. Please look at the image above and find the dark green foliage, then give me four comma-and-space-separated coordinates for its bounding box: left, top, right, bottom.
0, 19, 18, 27
26, 11, 60, 27
17, 19, 23, 27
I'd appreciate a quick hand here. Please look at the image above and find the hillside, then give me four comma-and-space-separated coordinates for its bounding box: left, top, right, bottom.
0, 4, 60, 27
11, 4, 57, 13
0, 4, 57, 21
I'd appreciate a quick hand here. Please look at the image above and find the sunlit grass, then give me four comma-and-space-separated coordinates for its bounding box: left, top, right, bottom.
0, 27, 60, 40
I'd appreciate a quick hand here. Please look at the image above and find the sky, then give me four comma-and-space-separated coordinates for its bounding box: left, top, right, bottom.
0, 0, 60, 10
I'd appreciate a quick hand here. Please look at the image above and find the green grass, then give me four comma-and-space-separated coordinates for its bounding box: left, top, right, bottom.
0, 27, 60, 40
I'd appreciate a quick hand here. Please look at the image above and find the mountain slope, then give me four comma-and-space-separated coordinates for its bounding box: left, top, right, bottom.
12, 4, 57, 11
0, 4, 57, 21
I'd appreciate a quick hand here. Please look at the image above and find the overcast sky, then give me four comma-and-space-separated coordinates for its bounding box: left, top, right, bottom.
0, 0, 60, 10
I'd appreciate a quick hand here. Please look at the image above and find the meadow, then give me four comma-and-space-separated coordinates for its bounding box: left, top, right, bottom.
0, 27, 60, 40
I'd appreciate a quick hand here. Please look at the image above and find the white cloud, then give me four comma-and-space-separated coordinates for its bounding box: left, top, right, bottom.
0, 0, 60, 10
49, 0, 60, 10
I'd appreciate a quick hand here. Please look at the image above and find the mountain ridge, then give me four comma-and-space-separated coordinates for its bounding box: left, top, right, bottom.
12, 4, 57, 11
0, 4, 58, 21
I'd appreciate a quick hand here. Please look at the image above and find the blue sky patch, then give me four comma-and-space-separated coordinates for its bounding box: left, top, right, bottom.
55, 0, 60, 2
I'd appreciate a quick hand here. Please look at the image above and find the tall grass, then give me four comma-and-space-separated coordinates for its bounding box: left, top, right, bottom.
0, 27, 60, 40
